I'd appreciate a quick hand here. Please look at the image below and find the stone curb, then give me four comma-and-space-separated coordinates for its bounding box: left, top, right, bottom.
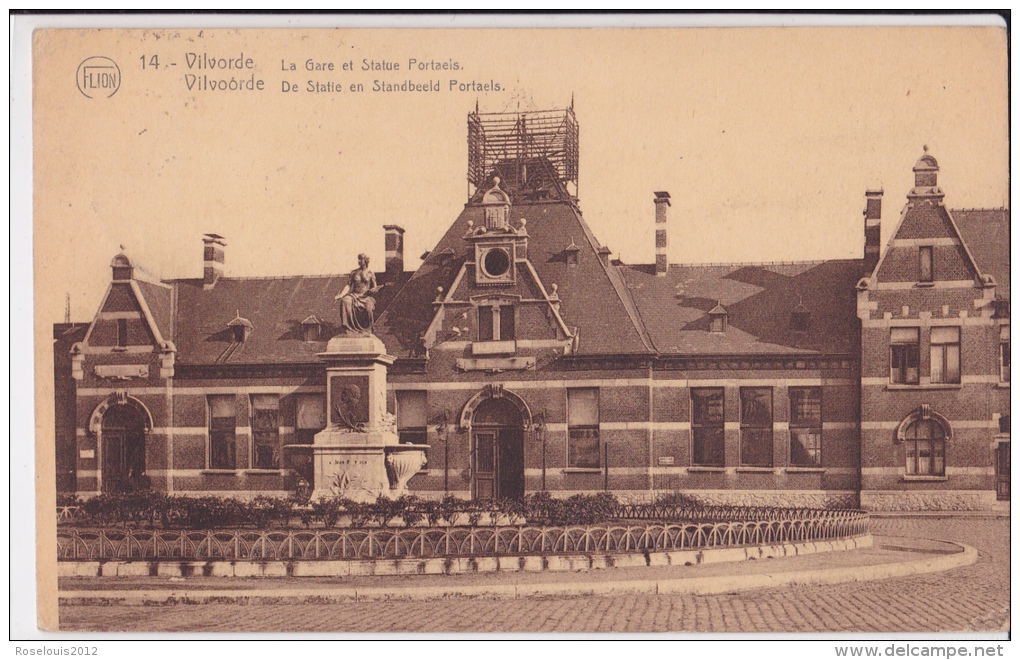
57, 535, 870, 579
58, 538, 976, 605
867, 511, 1009, 519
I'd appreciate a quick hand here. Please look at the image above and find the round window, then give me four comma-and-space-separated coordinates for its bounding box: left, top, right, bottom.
482, 248, 511, 278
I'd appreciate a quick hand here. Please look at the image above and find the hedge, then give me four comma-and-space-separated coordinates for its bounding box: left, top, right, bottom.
57, 492, 630, 530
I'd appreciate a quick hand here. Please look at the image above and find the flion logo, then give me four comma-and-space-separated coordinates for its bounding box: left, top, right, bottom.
76, 56, 121, 99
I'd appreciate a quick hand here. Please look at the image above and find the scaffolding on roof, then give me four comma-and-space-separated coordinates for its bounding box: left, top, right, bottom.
467, 107, 579, 201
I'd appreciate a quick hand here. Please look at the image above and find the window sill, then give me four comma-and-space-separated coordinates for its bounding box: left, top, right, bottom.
901, 475, 948, 482
200, 469, 239, 476
914, 282, 936, 288
688, 466, 725, 473
886, 384, 961, 391
111, 347, 129, 353
735, 466, 774, 473
786, 467, 825, 473
243, 469, 283, 476
562, 468, 602, 474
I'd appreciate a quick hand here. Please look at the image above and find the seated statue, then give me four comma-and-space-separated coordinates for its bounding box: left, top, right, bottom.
336, 253, 381, 334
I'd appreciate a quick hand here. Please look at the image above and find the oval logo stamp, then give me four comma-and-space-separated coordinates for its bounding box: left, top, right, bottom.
76, 56, 120, 98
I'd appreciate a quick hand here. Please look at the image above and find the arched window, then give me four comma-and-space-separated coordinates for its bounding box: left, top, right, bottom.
903, 418, 946, 477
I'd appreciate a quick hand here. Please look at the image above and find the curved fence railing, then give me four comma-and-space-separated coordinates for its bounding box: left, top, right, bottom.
613, 505, 868, 524
57, 512, 869, 561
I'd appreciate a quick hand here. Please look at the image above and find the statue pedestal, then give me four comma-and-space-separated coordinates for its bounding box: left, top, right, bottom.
309, 334, 427, 502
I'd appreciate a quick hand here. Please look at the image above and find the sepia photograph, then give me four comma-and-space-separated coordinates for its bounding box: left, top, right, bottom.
16, 13, 1010, 645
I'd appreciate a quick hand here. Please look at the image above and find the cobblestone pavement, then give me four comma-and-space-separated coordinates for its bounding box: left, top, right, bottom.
59, 516, 1009, 634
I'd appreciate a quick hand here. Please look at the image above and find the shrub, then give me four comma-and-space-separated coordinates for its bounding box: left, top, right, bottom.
437, 495, 463, 525
397, 495, 424, 528
309, 496, 345, 528
653, 491, 704, 509
369, 496, 404, 527
419, 498, 442, 526
247, 496, 294, 529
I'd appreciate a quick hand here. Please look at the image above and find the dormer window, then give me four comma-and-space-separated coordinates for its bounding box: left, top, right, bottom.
301, 315, 322, 342
227, 312, 253, 343
709, 302, 728, 333
790, 302, 811, 331
565, 238, 581, 267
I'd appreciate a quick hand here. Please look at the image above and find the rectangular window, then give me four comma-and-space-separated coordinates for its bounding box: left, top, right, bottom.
477, 306, 494, 341
477, 304, 515, 342
499, 305, 516, 340
396, 390, 428, 445
116, 318, 128, 348
294, 394, 325, 445
208, 395, 236, 469
740, 387, 773, 467
919, 245, 934, 282
567, 388, 600, 468
691, 388, 725, 467
890, 327, 920, 384
789, 387, 822, 467
930, 326, 961, 384
250, 394, 280, 469
1000, 325, 1010, 383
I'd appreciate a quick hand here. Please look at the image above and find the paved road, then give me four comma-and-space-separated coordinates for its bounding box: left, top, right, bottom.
59, 516, 1009, 633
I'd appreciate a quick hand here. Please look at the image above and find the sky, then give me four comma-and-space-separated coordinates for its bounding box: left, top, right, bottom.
31, 26, 1008, 328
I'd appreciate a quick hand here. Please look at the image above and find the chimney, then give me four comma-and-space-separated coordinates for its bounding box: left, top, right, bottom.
863, 189, 882, 276
202, 234, 226, 289
654, 191, 671, 276
383, 225, 405, 281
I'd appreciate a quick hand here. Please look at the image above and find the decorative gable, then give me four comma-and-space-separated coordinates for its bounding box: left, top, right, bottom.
872, 148, 983, 288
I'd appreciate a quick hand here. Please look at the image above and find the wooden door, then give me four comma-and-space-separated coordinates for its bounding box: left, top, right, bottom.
472, 431, 496, 500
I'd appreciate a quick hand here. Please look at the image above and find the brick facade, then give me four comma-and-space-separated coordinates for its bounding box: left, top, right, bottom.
54, 117, 1008, 510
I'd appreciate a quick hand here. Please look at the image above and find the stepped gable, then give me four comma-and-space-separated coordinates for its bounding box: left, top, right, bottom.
952, 208, 1010, 297
374, 198, 652, 357
617, 260, 861, 355
170, 271, 407, 365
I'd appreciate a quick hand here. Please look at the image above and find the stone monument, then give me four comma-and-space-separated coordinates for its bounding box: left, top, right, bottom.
311, 259, 427, 502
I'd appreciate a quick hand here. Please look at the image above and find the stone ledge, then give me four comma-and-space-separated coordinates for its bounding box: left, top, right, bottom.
57, 534, 871, 579
58, 537, 981, 605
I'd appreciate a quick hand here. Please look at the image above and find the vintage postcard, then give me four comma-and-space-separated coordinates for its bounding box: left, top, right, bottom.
21, 15, 1010, 643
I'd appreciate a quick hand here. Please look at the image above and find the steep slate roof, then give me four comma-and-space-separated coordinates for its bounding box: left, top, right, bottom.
167, 272, 407, 365
133, 279, 173, 343
953, 208, 1010, 298
617, 260, 862, 355
374, 199, 653, 356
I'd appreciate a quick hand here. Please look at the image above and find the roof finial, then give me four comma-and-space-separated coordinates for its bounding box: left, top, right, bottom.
119, 244, 125, 252
923, 144, 929, 154
570, 92, 574, 110
475, 98, 479, 114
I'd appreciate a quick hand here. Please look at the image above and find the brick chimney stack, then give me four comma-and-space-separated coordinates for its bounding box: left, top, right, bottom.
383, 225, 405, 281
654, 191, 671, 276
202, 234, 226, 289
863, 189, 882, 276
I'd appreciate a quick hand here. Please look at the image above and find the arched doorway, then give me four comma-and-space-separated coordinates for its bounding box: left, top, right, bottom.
100, 403, 149, 493
470, 397, 525, 500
